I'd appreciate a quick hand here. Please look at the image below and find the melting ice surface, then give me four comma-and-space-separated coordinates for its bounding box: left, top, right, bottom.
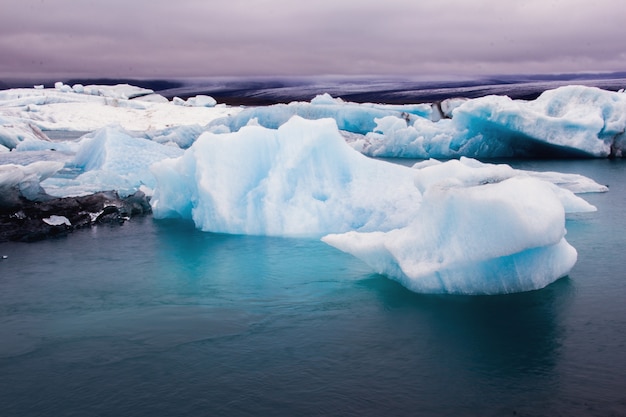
0, 82, 616, 294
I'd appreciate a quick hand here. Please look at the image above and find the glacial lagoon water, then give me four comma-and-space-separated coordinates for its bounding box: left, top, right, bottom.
0, 159, 625, 417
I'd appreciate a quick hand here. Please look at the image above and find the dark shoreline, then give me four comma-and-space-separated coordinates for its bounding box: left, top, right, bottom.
0, 191, 151, 243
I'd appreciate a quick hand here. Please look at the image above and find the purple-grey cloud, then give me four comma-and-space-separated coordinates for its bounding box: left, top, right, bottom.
1, 0, 625, 79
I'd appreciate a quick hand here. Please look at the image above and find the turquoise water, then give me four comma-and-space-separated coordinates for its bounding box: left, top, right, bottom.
1, 160, 625, 417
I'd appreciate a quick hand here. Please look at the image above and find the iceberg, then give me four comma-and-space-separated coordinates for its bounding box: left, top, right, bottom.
350, 86, 626, 158
174, 95, 218, 108
0, 118, 51, 150
151, 116, 605, 294
323, 176, 577, 295
326, 153, 605, 294
0, 161, 64, 207
41, 126, 183, 198
151, 116, 422, 236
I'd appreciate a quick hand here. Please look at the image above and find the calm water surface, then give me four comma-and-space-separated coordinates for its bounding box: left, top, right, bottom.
0, 160, 625, 417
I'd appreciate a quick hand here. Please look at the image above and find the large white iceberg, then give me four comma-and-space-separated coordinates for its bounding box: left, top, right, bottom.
151, 116, 605, 294
323, 176, 577, 295
151, 116, 422, 235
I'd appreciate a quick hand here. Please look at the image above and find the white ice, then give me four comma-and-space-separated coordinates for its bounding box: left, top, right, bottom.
208, 93, 432, 135
151, 116, 422, 236
151, 116, 605, 294
0, 161, 64, 205
2, 83, 626, 159
348, 85, 626, 158
322, 176, 578, 295
42, 215, 71, 226
0, 83, 239, 137
41, 126, 182, 198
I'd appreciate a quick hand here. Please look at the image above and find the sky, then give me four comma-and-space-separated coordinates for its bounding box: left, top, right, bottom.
1, 0, 625, 80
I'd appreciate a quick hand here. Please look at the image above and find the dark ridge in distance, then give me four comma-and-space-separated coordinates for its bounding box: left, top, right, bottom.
1, 72, 625, 105
154, 73, 626, 105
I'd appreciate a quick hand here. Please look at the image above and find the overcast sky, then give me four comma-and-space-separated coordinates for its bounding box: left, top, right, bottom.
1, 0, 625, 80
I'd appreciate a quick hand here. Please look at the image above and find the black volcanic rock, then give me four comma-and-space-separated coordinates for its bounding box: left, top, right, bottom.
0, 191, 152, 242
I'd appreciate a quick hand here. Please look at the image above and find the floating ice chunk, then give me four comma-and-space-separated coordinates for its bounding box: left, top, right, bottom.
49, 82, 154, 100
323, 177, 578, 295
352, 85, 626, 158
54, 82, 73, 93
311, 93, 343, 105
440, 98, 468, 118
349, 115, 465, 158
184, 95, 217, 107
0, 160, 63, 187
0, 161, 64, 206
0, 122, 50, 150
151, 116, 422, 236
141, 124, 205, 149
41, 126, 182, 197
43, 215, 71, 226
150, 115, 604, 294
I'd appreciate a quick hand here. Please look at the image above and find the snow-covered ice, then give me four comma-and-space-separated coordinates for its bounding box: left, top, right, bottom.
0, 83, 239, 135
2, 83, 625, 158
